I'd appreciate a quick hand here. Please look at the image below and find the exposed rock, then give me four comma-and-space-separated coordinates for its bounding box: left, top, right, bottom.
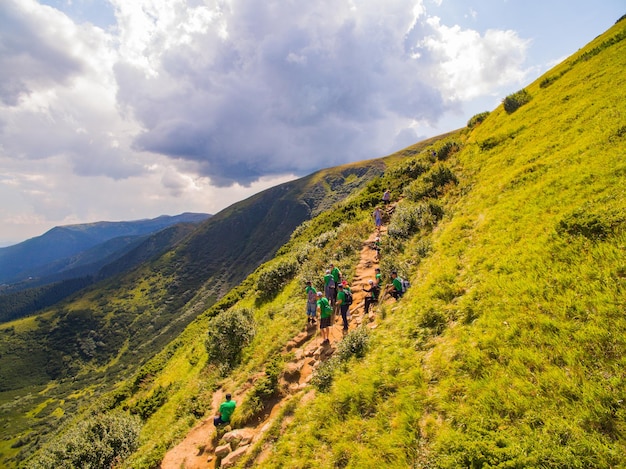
220, 445, 249, 468
215, 443, 231, 458
282, 362, 302, 383
223, 428, 255, 446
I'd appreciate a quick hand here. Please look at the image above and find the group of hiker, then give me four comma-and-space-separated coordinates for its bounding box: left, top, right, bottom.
214, 190, 401, 427
305, 264, 407, 344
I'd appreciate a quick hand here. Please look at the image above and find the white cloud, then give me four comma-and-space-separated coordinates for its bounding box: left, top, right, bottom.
0, 0, 539, 243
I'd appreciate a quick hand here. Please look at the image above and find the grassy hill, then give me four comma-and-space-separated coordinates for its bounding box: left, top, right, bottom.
3, 16, 626, 469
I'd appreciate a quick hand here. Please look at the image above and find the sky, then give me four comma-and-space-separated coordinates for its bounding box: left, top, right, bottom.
0, 1, 624, 246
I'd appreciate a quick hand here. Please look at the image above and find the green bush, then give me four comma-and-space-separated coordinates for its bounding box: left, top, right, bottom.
311, 356, 339, 393
502, 88, 532, 114
434, 140, 462, 160
312, 327, 370, 392
256, 258, 299, 302
29, 411, 141, 469
557, 206, 625, 240
205, 308, 256, 372
404, 163, 457, 202
335, 326, 370, 361
232, 356, 284, 425
130, 385, 169, 420
467, 111, 490, 128
387, 201, 444, 239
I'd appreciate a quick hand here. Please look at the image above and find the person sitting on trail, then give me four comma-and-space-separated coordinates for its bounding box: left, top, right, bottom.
386, 271, 404, 300
336, 284, 350, 331
305, 280, 317, 325
363, 279, 380, 315
317, 291, 332, 345
213, 393, 236, 426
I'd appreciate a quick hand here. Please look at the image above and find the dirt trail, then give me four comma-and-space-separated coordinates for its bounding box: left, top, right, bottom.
161, 222, 388, 469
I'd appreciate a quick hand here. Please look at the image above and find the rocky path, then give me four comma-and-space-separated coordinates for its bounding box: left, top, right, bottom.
161, 224, 387, 469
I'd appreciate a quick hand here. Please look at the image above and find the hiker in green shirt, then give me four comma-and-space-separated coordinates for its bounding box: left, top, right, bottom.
214, 393, 236, 426
386, 271, 404, 300
337, 284, 349, 331
316, 291, 332, 344
375, 268, 382, 287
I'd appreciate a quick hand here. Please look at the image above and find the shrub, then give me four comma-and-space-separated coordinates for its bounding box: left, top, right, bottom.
311, 357, 340, 393
256, 258, 299, 302
312, 327, 370, 392
503, 88, 532, 114
467, 111, 490, 128
434, 140, 462, 160
335, 326, 370, 361
205, 308, 256, 372
29, 411, 141, 469
232, 356, 284, 425
388, 201, 445, 239
557, 206, 625, 240
130, 385, 169, 420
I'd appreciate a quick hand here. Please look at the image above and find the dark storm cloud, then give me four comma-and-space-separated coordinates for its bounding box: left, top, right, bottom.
117, 0, 448, 185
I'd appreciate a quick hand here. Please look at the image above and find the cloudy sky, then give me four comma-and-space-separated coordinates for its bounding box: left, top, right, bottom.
0, 0, 623, 246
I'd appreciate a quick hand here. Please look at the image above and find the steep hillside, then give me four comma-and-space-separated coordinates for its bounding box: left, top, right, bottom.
5, 17, 626, 469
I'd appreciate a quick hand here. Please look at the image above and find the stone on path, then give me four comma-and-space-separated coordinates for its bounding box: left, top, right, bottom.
221, 445, 250, 468
215, 443, 231, 458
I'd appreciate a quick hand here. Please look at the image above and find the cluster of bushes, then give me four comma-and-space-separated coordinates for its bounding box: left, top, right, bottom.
311, 326, 370, 392
28, 411, 141, 469
205, 308, 256, 372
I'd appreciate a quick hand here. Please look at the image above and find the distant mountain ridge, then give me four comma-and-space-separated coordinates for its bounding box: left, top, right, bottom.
0, 212, 210, 286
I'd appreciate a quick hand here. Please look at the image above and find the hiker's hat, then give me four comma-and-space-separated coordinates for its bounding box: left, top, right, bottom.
317, 291, 323, 296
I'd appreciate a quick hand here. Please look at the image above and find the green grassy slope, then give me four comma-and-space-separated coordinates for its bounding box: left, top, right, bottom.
254, 20, 626, 468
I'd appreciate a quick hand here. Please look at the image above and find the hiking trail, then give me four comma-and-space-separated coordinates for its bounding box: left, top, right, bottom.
161, 213, 392, 469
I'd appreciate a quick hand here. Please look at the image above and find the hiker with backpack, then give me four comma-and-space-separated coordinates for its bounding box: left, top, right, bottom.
336, 283, 352, 331
305, 280, 317, 326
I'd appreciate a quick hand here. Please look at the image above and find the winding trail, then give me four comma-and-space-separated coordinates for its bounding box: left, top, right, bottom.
161, 222, 388, 469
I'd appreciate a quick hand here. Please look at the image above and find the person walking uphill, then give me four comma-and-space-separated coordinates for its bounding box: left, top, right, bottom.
317, 291, 332, 345
373, 207, 383, 233
213, 393, 236, 426
305, 280, 317, 325
336, 284, 350, 331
